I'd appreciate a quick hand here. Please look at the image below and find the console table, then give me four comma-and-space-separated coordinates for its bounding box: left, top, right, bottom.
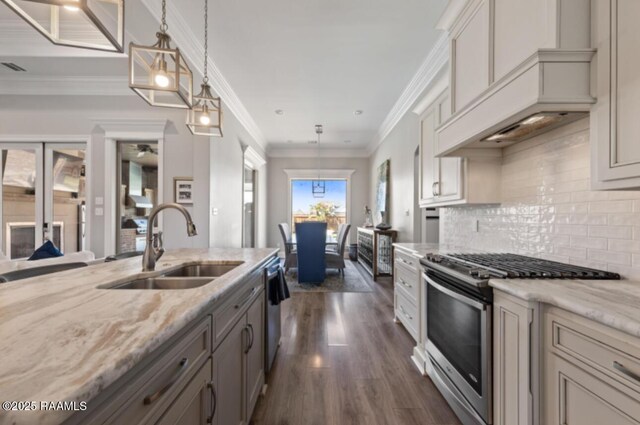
357, 227, 398, 280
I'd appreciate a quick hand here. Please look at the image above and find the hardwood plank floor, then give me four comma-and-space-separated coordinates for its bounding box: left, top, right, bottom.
251, 263, 461, 425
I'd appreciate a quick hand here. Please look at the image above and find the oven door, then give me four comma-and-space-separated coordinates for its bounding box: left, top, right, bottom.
424, 271, 492, 424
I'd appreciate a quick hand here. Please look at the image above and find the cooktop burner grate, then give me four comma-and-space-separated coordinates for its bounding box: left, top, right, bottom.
444, 253, 621, 280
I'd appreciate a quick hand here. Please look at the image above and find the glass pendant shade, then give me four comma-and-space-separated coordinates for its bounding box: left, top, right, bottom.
129, 32, 193, 109
312, 180, 325, 198
0, 0, 124, 52
187, 83, 223, 137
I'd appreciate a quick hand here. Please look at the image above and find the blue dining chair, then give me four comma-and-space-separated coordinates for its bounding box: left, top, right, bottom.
295, 222, 327, 284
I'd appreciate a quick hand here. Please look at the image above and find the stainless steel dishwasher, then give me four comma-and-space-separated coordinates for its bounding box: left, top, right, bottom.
264, 257, 282, 374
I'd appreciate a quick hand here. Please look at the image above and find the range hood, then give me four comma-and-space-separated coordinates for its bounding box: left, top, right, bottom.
436, 49, 596, 156
126, 162, 153, 209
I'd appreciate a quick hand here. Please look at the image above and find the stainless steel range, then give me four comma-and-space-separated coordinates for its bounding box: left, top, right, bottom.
420, 253, 620, 425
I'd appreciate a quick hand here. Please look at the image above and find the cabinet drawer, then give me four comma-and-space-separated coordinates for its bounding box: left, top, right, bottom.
394, 249, 419, 270
394, 263, 419, 305
395, 289, 419, 341
213, 271, 263, 349
106, 317, 211, 425
547, 310, 640, 392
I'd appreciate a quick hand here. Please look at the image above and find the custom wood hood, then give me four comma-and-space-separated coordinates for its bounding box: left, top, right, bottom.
434, 0, 595, 157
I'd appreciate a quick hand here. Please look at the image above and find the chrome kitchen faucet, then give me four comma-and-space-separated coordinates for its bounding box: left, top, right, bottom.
142, 203, 198, 271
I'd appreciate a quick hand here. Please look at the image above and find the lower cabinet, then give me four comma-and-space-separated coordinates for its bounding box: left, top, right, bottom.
543, 307, 640, 425
493, 291, 537, 425
156, 359, 213, 425
210, 288, 265, 425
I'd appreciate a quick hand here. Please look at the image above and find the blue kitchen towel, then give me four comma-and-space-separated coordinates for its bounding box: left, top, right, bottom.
28, 240, 63, 261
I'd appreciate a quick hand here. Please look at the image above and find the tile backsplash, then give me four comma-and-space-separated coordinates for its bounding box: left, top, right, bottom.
440, 118, 640, 279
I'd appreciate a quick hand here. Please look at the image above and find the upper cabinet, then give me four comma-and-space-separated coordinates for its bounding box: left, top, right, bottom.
436, 0, 594, 156
591, 0, 640, 190
419, 84, 501, 208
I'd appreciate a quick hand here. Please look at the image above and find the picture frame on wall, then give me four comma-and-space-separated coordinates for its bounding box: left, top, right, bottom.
174, 177, 194, 205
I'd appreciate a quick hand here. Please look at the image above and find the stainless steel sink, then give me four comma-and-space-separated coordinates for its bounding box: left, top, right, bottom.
162, 262, 244, 278
103, 277, 213, 290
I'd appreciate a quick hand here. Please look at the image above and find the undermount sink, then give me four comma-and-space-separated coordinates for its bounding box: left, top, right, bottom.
104, 277, 214, 290
99, 261, 244, 290
162, 261, 244, 278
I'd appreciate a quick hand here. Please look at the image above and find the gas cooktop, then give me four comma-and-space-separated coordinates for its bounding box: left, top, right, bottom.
421, 253, 621, 280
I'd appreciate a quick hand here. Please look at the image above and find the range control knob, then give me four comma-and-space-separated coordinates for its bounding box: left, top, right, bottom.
426, 254, 443, 263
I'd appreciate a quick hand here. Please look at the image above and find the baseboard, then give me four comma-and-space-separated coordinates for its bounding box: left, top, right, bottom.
411, 345, 428, 376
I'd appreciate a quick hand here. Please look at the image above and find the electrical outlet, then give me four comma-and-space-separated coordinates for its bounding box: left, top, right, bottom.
95, 207, 104, 216
211, 207, 218, 216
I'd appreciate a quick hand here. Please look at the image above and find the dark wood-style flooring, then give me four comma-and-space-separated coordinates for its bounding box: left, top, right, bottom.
250, 263, 461, 425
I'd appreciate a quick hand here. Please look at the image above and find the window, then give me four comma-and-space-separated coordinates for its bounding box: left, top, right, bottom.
242, 165, 256, 248
290, 179, 347, 242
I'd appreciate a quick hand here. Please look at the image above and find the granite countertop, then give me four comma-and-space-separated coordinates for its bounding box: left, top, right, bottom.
0, 247, 278, 425
393, 242, 640, 339
490, 278, 640, 338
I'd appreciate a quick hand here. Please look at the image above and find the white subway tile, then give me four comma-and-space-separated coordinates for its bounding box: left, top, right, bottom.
588, 225, 633, 239
570, 236, 607, 250
587, 249, 631, 266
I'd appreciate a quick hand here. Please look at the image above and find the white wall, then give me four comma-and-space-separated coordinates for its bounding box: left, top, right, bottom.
368, 112, 421, 242
266, 156, 369, 249
0, 94, 267, 257
441, 118, 640, 280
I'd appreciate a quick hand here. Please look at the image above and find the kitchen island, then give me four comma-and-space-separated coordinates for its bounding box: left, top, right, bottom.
0, 247, 278, 425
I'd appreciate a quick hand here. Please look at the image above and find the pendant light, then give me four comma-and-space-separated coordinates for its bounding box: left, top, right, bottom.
128, 0, 193, 109
186, 0, 223, 137
1, 0, 124, 52
312, 124, 325, 198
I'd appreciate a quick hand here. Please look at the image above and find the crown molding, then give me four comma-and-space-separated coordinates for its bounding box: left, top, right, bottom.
267, 147, 369, 159
242, 145, 266, 168
283, 169, 356, 179
0, 75, 130, 96
140, 0, 267, 150
368, 32, 449, 156
92, 118, 168, 138
436, 0, 470, 31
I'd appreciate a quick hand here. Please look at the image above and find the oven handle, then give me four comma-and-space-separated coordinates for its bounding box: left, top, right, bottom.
423, 273, 487, 311
265, 257, 281, 280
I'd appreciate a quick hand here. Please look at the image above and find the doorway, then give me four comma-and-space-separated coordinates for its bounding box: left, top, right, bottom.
242, 165, 256, 248
0, 142, 87, 259
115, 142, 159, 254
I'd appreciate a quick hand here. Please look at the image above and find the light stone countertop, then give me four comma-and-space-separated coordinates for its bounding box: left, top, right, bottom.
0, 247, 278, 425
489, 278, 640, 338
393, 242, 640, 339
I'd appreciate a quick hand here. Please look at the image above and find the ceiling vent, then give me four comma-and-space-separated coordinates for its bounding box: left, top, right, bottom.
1, 63, 26, 72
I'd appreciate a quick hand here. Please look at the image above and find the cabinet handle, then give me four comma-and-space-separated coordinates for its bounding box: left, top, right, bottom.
206, 380, 217, 423
400, 258, 413, 266
398, 279, 412, 288
433, 181, 440, 197
235, 287, 258, 309
248, 323, 254, 351
432, 182, 437, 197
399, 306, 413, 320
143, 357, 189, 405
613, 361, 640, 383
244, 325, 252, 354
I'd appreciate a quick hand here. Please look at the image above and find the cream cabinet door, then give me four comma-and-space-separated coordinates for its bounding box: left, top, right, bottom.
545, 354, 640, 425
592, 0, 640, 189
211, 317, 247, 425
493, 292, 534, 425
245, 293, 265, 420
156, 360, 213, 425
451, 0, 490, 113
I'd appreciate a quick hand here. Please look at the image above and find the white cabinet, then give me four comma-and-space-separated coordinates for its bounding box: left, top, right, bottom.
419, 89, 501, 208
493, 291, 538, 425
543, 307, 640, 425
592, 0, 640, 190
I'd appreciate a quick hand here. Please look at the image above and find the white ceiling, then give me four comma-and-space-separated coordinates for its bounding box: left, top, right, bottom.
0, 0, 447, 153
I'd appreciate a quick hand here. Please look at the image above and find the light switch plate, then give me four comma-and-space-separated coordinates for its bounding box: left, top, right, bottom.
95, 197, 104, 206
95, 207, 104, 216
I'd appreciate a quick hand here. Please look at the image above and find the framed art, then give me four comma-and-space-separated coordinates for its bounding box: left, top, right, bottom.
174, 177, 194, 204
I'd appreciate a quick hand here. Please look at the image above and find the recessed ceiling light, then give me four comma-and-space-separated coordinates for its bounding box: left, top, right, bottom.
275, 109, 284, 115
344, 140, 352, 144
354, 110, 363, 115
